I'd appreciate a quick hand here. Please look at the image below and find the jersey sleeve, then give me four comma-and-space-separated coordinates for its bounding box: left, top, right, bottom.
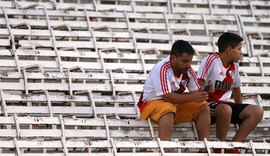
197, 55, 214, 81
232, 64, 241, 88
187, 68, 200, 91
152, 64, 172, 96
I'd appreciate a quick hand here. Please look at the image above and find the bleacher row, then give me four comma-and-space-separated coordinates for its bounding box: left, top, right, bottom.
0, 0, 269, 155
0, 7, 270, 57
1, 0, 270, 15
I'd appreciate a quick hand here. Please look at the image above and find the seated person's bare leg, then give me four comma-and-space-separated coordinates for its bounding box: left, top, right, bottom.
233, 105, 263, 142
158, 112, 175, 140
215, 104, 232, 141
195, 105, 210, 141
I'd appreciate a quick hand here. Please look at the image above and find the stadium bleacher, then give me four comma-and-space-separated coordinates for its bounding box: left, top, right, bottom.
0, 0, 269, 155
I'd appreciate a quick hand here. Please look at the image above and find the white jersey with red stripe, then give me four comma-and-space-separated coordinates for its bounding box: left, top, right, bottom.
141, 56, 200, 103
197, 53, 241, 101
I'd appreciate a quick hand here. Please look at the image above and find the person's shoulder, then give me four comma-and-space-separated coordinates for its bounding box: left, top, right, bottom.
201, 53, 220, 66
188, 67, 196, 72
233, 62, 239, 66
151, 57, 171, 72
206, 52, 219, 59
187, 68, 197, 77
233, 62, 240, 70
157, 57, 171, 67
200, 52, 218, 61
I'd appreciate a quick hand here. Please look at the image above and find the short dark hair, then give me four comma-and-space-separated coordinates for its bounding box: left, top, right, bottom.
171, 40, 195, 57
217, 32, 243, 52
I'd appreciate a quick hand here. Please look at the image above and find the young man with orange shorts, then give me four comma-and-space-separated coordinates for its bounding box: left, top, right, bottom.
137, 40, 210, 145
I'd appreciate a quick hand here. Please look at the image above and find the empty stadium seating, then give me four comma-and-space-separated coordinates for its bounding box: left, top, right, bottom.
0, 0, 269, 155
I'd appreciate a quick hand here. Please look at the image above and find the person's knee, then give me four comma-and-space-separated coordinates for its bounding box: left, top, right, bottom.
158, 112, 175, 127
201, 105, 210, 114
215, 104, 232, 119
247, 105, 264, 119
255, 105, 263, 117
205, 105, 210, 111
255, 106, 264, 119
196, 105, 210, 123
165, 112, 175, 118
159, 112, 175, 121
196, 101, 210, 115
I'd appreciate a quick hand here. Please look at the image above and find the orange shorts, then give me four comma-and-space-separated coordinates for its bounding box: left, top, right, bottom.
139, 100, 209, 123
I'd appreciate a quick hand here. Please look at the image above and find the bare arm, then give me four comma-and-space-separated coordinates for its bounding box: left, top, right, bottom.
162, 91, 208, 104
232, 87, 242, 104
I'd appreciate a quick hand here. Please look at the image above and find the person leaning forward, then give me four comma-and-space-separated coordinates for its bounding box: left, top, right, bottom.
137, 40, 210, 145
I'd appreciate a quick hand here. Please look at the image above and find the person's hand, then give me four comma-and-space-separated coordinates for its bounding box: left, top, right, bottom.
190, 91, 208, 102
201, 81, 214, 93
208, 81, 215, 93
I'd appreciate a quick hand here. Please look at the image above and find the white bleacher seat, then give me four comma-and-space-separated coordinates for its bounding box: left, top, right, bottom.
2, 0, 269, 16
0, 138, 269, 155
1, 8, 269, 58
0, 115, 268, 141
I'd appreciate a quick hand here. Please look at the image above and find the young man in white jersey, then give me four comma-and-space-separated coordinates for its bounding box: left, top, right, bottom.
137, 40, 210, 149
197, 32, 263, 153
